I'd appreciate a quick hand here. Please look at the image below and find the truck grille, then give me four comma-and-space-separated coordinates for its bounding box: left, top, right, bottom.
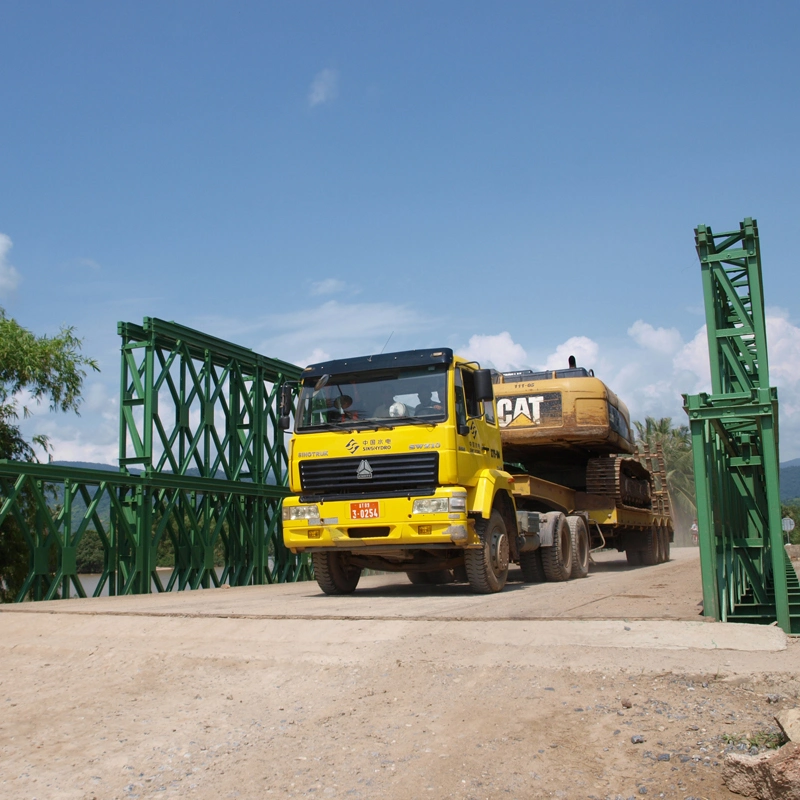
299, 453, 439, 498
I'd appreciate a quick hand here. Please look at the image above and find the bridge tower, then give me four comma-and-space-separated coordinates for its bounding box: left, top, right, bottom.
684, 218, 798, 633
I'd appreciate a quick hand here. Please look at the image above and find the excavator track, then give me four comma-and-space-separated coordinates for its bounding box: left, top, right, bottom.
586, 456, 652, 508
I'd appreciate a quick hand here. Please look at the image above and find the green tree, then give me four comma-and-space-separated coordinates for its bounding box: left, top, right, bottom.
634, 416, 696, 526
0, 307, 98, 601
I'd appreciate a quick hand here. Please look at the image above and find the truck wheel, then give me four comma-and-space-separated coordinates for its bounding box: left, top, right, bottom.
660, 525, 671, 563
626, 548, 642, 566
312, 552, 361, 595
464, 510, 509, 593
406, 570, 454, 585
542, 514, 573, 581
639, 527, 659, 566
568, 516, 590, 579
519, 549, 546, 583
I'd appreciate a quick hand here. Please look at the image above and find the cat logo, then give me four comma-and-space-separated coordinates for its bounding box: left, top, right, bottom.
497, 392, 561, 428
356, 459, 373, 480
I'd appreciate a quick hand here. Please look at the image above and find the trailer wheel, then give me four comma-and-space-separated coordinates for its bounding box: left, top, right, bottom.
568, 516, 590, 579
312, 552, 361, 595
464, 510, 509, 593
406, 570, 454, 585
660, 525, 671, 563
542, 514, 573, 581
519, 549, 546, 583
626, 547, 642, 566
639, 527, 659, 566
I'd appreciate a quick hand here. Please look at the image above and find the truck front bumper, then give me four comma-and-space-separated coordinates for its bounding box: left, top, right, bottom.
282, 490, 479, 553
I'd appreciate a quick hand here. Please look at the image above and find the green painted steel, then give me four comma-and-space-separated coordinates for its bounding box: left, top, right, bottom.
683, 218, 798, 634
0, 318, 312, 601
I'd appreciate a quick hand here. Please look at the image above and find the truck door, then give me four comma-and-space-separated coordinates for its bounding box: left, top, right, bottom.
454, 367, 501, 485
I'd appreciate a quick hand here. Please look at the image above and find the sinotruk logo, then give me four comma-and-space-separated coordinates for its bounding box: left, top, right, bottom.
346, 439, 359, 454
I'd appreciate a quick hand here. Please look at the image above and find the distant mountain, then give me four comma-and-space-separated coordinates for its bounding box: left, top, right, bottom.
53, 460, 129, 472
52, 461, 277, 483
781, 458, 800, 469
782, 466, 800, 503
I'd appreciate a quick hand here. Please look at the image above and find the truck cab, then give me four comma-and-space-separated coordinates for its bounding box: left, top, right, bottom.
281, 348, 524, 594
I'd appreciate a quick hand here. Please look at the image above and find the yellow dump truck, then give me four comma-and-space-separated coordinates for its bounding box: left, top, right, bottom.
280, 348, 672, 594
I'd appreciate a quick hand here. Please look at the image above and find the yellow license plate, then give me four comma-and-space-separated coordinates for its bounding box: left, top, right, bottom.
350, 501, 380, 520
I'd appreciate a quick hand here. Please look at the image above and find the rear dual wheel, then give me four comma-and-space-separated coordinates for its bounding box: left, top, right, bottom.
542, 514, 573, 582
568, 516, 590, 579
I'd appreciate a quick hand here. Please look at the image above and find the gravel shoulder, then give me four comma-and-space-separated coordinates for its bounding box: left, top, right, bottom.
1, 548, 798, 800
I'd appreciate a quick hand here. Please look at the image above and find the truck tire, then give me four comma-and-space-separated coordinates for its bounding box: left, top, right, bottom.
464, 510, 509, 593
542, 514, 573, 581
639, 527, 659, 566
406, 570, 454, 585
626, 547, 642, 566
660, 525, 671, 563
519, 549, 546, 583
568, 516, 590, 579
312, 552, 361, 595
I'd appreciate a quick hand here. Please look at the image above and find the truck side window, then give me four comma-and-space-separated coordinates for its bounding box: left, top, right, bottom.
484, 398, 496, 425
461, 368, 482, 418
454, 369, 467, 429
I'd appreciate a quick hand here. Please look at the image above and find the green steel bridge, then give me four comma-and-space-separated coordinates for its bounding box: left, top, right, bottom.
1, 219, 796, 635
685, 218, 798, 634
0, 317, 308, 601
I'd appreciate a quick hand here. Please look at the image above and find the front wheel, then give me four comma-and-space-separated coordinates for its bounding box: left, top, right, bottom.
464, 510, 509, 594
312, 552, 361, 595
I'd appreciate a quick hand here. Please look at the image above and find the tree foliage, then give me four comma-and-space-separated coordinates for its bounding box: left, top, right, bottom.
634, 416, 696, 524
0, 307, 98, 601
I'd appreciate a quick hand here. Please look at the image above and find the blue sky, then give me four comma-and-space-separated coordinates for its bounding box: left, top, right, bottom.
1, 0, 799, 462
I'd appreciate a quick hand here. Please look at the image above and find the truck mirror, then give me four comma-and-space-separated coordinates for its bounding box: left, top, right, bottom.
279, 384, 295, 429
474, 369, 494, 403
280, 384, 294, 416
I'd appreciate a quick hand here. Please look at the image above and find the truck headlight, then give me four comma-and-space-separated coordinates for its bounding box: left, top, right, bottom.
412, 495, 467, 514
282, 504, 321, 522
413, 498, 449, 514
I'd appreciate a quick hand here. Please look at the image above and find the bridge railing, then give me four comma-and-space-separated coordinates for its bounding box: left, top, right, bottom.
0, 317, 312, 602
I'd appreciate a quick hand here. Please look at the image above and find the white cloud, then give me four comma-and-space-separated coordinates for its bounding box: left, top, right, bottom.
0, 233, 21, 297
460, 332, 527, 372
256, 299, 429, 367
672, 326, 711, 395
544, 336, 599, 371
308, 68, 339, 107
311, 278, 345, 296
628, 320, 683, 355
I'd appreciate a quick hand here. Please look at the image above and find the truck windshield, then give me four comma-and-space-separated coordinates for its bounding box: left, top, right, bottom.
296, 366, 448, 431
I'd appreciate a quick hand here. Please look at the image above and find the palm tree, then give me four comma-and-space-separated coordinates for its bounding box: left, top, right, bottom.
634, 416, 696, 524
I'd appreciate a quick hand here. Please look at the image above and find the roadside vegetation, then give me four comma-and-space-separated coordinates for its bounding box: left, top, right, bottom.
0, 307, 98, 601
634, 416, 696, 531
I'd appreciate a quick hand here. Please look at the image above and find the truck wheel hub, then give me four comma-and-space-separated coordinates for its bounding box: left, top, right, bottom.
492, 532, 509, 572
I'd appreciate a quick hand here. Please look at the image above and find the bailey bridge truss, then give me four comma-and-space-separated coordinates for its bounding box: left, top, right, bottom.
0, 317, 308, 601
684, 218, 799, 634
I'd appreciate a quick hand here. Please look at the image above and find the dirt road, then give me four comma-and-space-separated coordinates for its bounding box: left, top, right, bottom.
1, 548, 797, 800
